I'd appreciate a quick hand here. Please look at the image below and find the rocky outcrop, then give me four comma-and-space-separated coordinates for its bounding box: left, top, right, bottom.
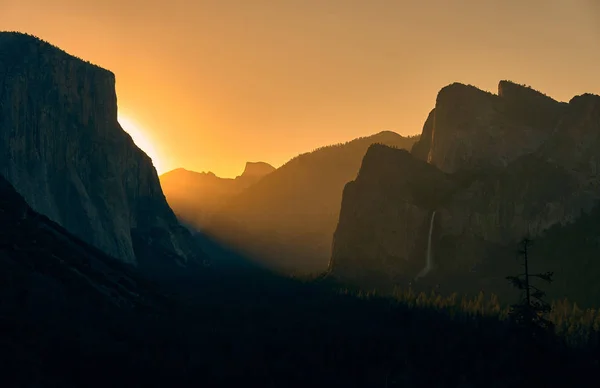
413, 81, 565, 173
237, 162, 276, 181
330, 145, 456, 286
160, 162, 274, 229
0, 32, 203, 266
497, 80, 567, 130
540, 94, 600, 170
410, 108, 435, 160
330, 81, 600, 306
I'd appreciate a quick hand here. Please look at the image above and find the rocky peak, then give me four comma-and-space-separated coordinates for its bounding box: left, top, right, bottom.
413, 80, 562, 173
498, 80, 567, 131
238, 161, 275, 180
568, 93, 600, 110
0, 32, 203, 266
538, 93, 600, 170
497, 80, 558, 104
435, 82, 497, 108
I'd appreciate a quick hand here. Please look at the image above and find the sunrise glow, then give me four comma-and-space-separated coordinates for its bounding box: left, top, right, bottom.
3, 1, 598, 178
118, 115, 163, 174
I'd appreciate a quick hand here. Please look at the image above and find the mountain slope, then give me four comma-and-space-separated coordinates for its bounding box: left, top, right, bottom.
330, 81, 600, 307
330, 144, 458, 287
205, 131, 419, 273
0, 174, 187, 386
0, 32, 203, 266
160, 161, 275, 229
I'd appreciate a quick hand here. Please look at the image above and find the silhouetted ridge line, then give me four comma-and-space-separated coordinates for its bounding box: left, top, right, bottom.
0, 31, 113, 75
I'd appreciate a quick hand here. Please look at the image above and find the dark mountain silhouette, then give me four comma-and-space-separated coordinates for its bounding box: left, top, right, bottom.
0, 32, 204, 267
160, 161, 275, 229
2, 174, 596, 387
204, 131, 419, 273
330, 81, 600, 307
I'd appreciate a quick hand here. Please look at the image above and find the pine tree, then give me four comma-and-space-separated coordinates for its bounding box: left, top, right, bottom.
506, 237, 555, 339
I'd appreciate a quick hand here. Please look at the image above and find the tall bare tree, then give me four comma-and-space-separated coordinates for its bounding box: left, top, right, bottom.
506, 237, 554, 338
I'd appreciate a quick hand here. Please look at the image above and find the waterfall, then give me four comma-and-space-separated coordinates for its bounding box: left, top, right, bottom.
416, 211, 436, 280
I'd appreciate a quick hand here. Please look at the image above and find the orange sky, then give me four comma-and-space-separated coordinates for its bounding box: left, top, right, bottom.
2, 0, 600, 177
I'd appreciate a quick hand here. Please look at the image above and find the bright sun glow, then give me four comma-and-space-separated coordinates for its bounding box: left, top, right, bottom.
118, 115, 163, 174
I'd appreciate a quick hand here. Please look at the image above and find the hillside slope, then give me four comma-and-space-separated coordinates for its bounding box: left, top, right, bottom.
206, 131, 418, 273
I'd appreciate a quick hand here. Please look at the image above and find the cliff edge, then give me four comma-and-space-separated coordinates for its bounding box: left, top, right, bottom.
0, 32, 203, 266
330, 81, 600, 306
411, 81, 566, 173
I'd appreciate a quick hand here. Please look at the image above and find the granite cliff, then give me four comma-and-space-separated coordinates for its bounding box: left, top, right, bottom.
416, 81, 566, 173
331, 81, 600, 306
0, 32, 203, 266
237, 161, 276, 182
330, 145, 457, 286
205, 131, 419, 273
160, 161, 275, 229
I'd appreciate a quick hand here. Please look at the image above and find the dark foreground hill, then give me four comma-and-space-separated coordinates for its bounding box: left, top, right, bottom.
1, 174, 599, 387
0, 175, 181, 387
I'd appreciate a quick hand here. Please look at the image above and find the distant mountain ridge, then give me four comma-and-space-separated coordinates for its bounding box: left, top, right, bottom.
0, 32, 204, 267
204, 131, 419, 273
160, 161, 275, 229
238, 161, 276, 180
330, 80, 600, 307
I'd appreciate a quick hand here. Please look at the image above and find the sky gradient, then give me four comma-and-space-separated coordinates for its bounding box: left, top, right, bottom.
2, 0, 599, 176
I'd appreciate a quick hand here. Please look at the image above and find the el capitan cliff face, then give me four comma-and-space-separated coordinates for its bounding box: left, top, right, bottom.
0, 32, 201, 265
331, 81, 600, 306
